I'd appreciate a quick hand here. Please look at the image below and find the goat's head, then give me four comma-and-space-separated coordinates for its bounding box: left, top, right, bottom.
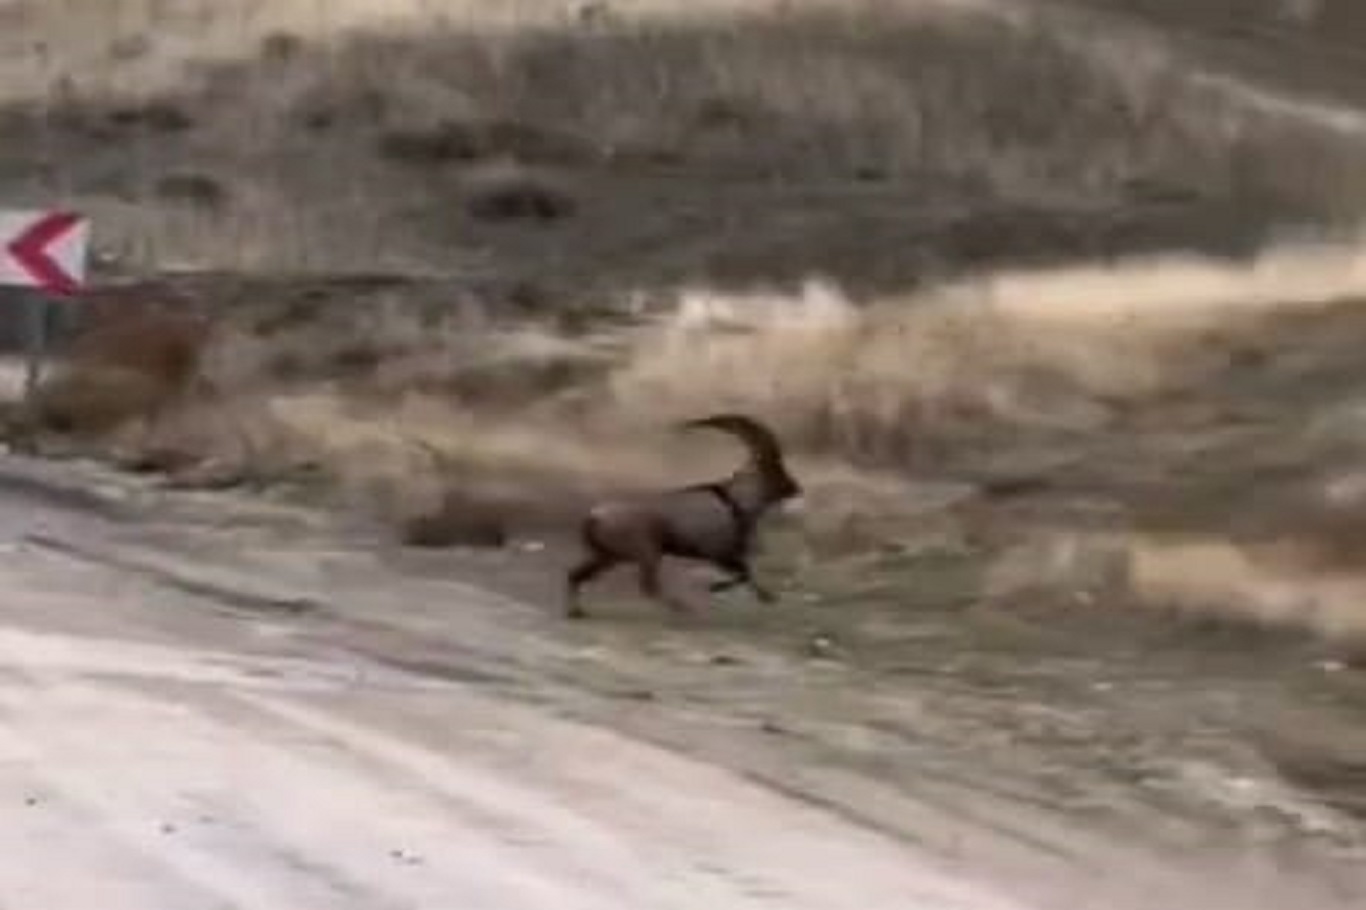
680, 412, 802, 504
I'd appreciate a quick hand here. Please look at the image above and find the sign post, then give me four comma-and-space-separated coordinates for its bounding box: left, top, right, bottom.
21, 290, 46, 398
0, 210, 90, 403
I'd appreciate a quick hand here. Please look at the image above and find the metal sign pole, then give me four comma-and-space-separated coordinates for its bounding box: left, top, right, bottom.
21, 290, 48, 401
0, 209, 89, 416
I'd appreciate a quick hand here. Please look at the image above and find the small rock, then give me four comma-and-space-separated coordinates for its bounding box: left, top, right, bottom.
389, 848, 423, 865
23, 796, 38, 807
760, 719, 789, 735
160, 822, 177, 835
397, 494, 508, 549
461, 165, 579, 223
709, 654, 742, 667
805, 634, 837, 659
978, 474, 1054, 499
162, 459, 247, 491
260, 31, 304, 63
1316, 660, 1348, 674
154, 171, 229, 210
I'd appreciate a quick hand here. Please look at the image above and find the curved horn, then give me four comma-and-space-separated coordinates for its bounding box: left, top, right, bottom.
678, 413, 786, 467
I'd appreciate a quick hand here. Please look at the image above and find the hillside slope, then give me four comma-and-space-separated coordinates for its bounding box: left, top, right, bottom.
3, 0, 1366, 294
1061, 0, 1366, 108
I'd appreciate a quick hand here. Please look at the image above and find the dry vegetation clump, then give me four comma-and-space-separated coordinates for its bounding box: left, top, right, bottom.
21, 294, 213, 443
77, 238, 1360, 544
457, 160, 580, 224
593, 243, 1366, 460
979, 526, 1366, 659
27, 229, 1366, 558
395, 487, 511, 549
1126, 534, 1366, 658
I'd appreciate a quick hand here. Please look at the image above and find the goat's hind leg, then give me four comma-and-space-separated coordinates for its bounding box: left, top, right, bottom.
564, 551, 617, 620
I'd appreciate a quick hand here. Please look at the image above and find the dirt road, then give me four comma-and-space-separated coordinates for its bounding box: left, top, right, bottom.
0, 455, 1364, 909
0, 473, 1029, 910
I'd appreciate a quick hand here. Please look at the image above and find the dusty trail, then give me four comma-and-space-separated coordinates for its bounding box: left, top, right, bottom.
0, 455, 1362, 910
0, 480, 1030, 910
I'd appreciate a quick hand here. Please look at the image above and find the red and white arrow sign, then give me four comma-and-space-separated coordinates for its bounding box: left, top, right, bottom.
0, 209, 90, 296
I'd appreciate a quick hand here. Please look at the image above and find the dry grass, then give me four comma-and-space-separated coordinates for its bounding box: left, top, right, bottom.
1129, 535, 1366, 647
599, 233, 1366, 451
40, 226, 1366, 466
983, 528, 1366, 656
47, 230, 1359, 539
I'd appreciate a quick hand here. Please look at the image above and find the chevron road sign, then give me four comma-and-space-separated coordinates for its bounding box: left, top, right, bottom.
0, 210, 89, 295
0, 210, 91, 399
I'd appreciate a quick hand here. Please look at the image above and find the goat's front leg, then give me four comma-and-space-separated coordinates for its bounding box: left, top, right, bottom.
710, 555, 776, 603
636, 552, 698, 616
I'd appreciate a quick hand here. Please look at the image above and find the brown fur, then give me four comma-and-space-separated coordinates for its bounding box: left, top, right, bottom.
564, 413, 802, 620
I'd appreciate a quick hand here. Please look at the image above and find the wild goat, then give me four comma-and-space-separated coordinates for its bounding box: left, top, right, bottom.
564, 413, 802, 619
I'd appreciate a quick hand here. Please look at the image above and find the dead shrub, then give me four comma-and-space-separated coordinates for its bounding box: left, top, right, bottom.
460, 162, 578, 223
377, 118, 593, 167
28, 364, 171, 438
107, 34, 152, 62
36, 302, 214, 438
259, 31, 304, 64
1127, 534, 1366, 650
1223, 468, 1366, 571
378, 122, 488, 166
105, 99, 194, 132
396, 489, 510, 549
154, 172, 229, 209
64, 303, 209, 387
112, 442, 203, 475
